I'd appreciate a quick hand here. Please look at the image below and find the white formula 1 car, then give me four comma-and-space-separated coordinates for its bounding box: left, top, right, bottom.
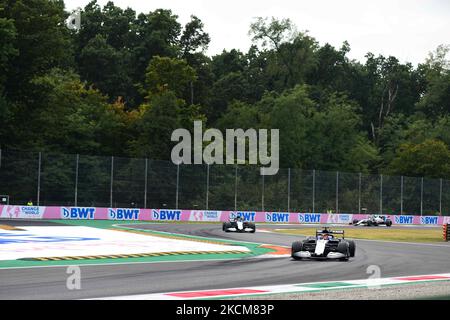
222, 216, 256, 233
351, 215, 392, 227
291, 228, 355, 261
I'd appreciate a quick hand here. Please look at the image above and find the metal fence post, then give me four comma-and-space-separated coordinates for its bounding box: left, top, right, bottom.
287, 168, 291, 212
312, 169, 315, 213
421, 177, 424, 216
400, 176, 404, 215
234, 166, 238, 211
37, 152, 41, 206
336, 171, 339, 213
144, 158, 148, 209
440, 178, 443, 215
261, 172, 265, 212
206, 164, 210, 210
358, 172, 361, 214
380, 174, 383, 215
74, 154, 79, 207
110, 156, 114, 208
176, 163, 180, 210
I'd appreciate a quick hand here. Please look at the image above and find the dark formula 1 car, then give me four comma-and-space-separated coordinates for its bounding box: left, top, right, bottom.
222, 216, 256, 233
351, 215, 392, 227
291, 228, 355, 261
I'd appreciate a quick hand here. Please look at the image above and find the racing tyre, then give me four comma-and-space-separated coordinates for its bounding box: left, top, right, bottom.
223, 222, 231, 232
352, 219, 359, 225
291, 241, 303, 260
367, 220, 373, 227
348, 240, 356, 257
248, 222, 256, 233
337, 242, 350, 261
386, 220, 392, 227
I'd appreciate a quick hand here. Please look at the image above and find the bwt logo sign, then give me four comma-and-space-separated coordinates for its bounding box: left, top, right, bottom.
61, 207, 95, 220
394, 216, 413, 224
108, 209, 140, 220
421, 216, 438, 225
152, 209, 181, 221
266, 212, 289, 223
230, 212, 256, 222
298, 213, 321, 223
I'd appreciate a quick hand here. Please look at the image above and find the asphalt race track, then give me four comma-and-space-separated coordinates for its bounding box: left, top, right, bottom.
1, 222, 450, 299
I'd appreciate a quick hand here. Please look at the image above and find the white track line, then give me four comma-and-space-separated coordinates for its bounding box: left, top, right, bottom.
90, 272, 450, 300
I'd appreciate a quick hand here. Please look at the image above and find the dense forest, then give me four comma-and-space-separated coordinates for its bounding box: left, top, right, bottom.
1, 0, 450, 179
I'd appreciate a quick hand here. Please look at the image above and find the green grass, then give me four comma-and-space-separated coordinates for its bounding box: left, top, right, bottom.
273, 227, 445, 243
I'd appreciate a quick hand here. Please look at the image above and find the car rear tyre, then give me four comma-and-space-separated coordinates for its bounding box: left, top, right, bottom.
337, 242, 350, 261
386, 220, 392, 227
348, 240, 356, 257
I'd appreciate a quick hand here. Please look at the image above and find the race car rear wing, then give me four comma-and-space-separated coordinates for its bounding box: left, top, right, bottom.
316, 229, 345, 239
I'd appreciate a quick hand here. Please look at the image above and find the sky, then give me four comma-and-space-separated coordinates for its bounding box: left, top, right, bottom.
64, 0, 450, 66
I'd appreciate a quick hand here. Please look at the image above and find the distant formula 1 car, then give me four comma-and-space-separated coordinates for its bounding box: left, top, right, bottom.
291, 228, 355, 261
222, 215, 256, 233
351, 215, 392, 227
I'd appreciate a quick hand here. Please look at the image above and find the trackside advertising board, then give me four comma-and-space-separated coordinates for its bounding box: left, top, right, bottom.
0, 205, 447, 225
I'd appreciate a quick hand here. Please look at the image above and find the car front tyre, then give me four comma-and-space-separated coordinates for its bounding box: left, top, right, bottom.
291, 241, 303, 260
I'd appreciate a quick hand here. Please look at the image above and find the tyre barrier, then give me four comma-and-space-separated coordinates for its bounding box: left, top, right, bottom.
444, 223, 450, 242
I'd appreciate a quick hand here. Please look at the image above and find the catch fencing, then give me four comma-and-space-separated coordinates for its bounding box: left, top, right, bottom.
0, 149, 449, 216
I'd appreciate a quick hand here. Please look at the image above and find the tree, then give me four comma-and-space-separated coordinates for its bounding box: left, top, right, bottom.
128, 91, 183, 159
179, 15, 210, 57
266, 86, 378, 171
0, 16, 18, 90
78, 34, 134, 103
416, 45, 450, 118
144, 56, 196, 99
388, 139, 450, 179
2, 0, 73, 101
355, 53, 422, 146
249, 17, 318, 89
132, 9, 181, 83
25, 68, 132, 155
208, 72, 252, 122
211, 49, 246, 79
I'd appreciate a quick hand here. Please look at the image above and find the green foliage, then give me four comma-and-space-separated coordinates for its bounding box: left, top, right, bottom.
179, 15, 210, 56
78, 34, 133, 103
266, 86, 378, 171
388, 139, 450, 179
128, 91, 184, 159
1, 0, 73, 100
144, 56, 196, 99
0, 2, 449, 183
25, 68, 131, 155
0, 17, 18, 89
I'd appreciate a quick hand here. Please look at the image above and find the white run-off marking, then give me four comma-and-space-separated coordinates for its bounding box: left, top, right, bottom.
0, 226, 249, 260
91, 273, 450, 300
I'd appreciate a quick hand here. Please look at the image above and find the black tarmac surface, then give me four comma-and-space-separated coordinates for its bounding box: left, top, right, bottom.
0, 222, 449, 299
